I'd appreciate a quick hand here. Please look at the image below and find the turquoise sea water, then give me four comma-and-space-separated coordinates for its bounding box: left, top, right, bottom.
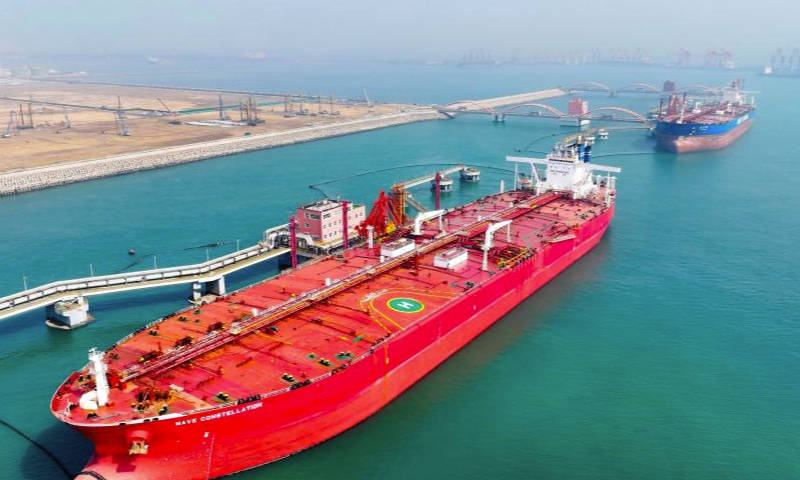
0, 60, 798, 479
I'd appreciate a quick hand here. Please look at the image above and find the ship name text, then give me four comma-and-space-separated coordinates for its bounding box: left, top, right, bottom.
174, 402, 263, 426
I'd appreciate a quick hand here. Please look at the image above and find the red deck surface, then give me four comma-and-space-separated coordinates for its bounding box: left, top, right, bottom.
660, 103, 752, 124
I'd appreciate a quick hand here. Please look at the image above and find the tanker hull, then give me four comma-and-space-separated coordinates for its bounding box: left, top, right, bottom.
656, 118, 752, 153
72, 207, 613, 480
54, 145, 620, 480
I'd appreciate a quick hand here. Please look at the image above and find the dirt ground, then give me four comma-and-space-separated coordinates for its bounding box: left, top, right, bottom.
0, 81, 411, 172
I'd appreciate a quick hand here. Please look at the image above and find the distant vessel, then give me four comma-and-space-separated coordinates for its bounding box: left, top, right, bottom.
53, 144, 620, 480
760, 65, 800, 78
760, 47, 800, 78
147, 57, 172, 65
654, 80, 755, 153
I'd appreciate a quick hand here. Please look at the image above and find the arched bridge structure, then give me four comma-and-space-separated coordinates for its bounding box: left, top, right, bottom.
617, 83, 661, 94
440, 100, 498, 115
581, 107, 649, 123
568, 82, 613, 93
438, 101, 570, 122
437, 100, 651, 124
570, 81, 662, 97
499, 103, 566, 118
569, 81, 725, 97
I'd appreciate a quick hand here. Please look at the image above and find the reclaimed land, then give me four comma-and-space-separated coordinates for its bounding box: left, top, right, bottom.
0, 109, 445, 196
0, 81, 417, 172
0, 80, 566, 196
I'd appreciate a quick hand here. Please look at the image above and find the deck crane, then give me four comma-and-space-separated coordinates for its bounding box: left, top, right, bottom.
356, 190, 402, 238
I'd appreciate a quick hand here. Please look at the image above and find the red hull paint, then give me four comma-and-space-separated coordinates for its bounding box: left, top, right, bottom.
72, 206, 614, 480
656, 119, 752, 153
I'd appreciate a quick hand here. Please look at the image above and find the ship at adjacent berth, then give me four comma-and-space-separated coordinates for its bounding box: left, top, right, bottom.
655, 80, 755, 153
53, 143, 620, 480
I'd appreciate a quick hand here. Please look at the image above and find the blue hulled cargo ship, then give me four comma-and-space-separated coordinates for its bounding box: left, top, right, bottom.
655, 80, 755, 153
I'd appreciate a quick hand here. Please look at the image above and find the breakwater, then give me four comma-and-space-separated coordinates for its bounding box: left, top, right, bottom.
0, 108, 445, 196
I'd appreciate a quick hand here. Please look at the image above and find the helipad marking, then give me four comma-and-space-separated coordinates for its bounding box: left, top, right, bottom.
387, 297, 425, 313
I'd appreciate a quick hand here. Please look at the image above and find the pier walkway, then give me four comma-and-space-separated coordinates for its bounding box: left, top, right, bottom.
0, 243, 290, 322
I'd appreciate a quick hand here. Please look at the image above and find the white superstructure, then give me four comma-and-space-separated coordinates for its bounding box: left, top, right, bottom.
507, 141, 620, 206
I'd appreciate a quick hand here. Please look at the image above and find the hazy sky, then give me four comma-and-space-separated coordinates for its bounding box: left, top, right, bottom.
0, 0, 796, 63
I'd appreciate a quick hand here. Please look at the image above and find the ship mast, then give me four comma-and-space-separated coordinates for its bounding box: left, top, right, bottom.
89, 348, 110, 407
679, 93, 687, 123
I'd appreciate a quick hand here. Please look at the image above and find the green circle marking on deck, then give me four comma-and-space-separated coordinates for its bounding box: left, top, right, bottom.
387, 297, 425, 313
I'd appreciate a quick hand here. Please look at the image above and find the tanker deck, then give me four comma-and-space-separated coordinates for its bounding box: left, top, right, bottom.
53, 189, 607, 423
52, 147, 619, 479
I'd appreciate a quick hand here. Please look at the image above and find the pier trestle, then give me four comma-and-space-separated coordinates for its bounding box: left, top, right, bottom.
192, 276, 227, 302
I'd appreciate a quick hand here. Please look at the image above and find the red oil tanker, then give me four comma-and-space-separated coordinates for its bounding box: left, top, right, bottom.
52, 143, 620, 480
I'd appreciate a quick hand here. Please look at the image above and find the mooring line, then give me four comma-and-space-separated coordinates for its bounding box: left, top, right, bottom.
0, 417, 73, 479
